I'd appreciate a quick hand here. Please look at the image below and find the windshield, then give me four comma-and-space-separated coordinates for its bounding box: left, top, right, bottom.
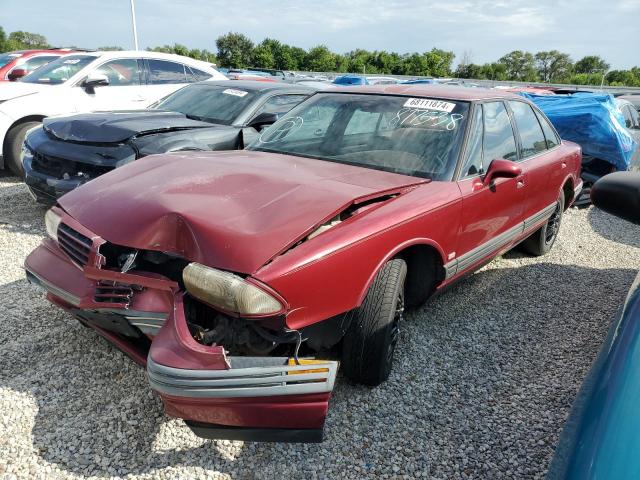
0, 53, 21, 69
154, 84, 258, 125
22, 55, 95, 85
248, 93, 470, 180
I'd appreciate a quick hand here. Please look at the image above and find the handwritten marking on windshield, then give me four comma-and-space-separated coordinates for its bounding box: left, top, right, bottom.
259, 116, 304, 144
390, 108, 464, 131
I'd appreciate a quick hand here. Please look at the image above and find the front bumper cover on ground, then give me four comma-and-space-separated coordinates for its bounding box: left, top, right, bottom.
24, 221, 339, 442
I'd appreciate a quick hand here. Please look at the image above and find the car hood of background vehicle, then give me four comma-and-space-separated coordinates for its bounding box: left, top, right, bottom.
44, 110, 214, 143
0, 82, 49, 102
58, 150, 428, 274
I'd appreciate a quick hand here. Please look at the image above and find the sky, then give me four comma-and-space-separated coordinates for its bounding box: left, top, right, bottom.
1, 0, 638, 69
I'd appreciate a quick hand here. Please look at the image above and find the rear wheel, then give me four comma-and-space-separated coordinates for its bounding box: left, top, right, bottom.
4, 121, 40, 177
521, 193, 565, 256
341, 258, 407, 386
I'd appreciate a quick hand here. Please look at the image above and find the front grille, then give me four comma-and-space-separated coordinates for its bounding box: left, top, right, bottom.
94, 281, 135, 306
57, 223, 93, 267
32, 151, 114, 180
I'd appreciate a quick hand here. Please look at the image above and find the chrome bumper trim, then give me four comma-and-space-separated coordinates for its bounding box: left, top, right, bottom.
573, 180, 584, 201
147, 355, 339, 398
25, 269, 81, 306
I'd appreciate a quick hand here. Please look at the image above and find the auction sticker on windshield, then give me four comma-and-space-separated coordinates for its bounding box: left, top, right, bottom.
403, 98, 456, 112
223, 88, 248, 97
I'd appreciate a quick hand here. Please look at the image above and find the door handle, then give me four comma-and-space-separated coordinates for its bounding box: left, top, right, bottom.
133, 96, 147, 102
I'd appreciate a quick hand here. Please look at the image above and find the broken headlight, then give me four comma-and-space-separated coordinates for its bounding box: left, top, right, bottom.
182, 263, 283, 316
44, 209, 61, 241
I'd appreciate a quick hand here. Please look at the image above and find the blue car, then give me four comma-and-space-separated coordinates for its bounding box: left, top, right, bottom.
547, 171, 640, 479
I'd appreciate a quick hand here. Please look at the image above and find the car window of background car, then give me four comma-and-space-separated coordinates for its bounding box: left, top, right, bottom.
0, 52, 21, 68
95, 59, 142, 86
252, 94, 310, 119
187, 66, 212, 82
482, 101, 518, 162
509, 101, 548, 158
155, 84, 258, 125
460, 104, 484, 177
251, 93, 470, 180
534, 110, 560, 148
22, 55, 95, 84
16, 55, 60, 75
148, 59, 188, 84
344, 109, 382, 135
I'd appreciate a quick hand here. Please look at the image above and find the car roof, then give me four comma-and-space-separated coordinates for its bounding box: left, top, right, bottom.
328, 84, 522, 101
198, 79, 316, 92
64, 50, 217, 70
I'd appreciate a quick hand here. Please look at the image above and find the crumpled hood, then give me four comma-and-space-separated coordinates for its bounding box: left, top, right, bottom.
0, 82, 49, 102
43, 110, 214, 143
58, 150, 427, 274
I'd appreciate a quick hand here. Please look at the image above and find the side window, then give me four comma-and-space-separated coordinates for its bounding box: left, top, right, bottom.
253, 94, 309, 118
535, 110, 560, 149
344, 110, 382, 135
187, 67, 212, 82
482, 101, 518, 162
20, 55, 59, 74
95, 59, 142, 86
460, 104, 484, 177
147, 59, 187, 84
509, 101, 548, 158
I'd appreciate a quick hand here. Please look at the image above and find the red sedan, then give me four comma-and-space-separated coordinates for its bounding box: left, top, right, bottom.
0, 49, 78, 81
25, 86, 582, 442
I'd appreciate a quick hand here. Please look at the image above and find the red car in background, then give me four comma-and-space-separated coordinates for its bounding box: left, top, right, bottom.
0, 49, 80, 81
25, 86, 582, 442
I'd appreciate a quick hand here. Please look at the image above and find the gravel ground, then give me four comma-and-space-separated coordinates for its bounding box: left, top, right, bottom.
1, 173, 639, 480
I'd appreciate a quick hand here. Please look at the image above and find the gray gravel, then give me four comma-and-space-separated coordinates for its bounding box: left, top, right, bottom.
1, 172, 639, 479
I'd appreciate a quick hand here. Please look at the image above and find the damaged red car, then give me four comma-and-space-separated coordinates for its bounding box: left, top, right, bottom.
24, 86, 582, 442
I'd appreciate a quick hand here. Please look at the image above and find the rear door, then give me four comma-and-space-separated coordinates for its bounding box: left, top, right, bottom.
507, 100, 563, 228
454, 101, 525, 276
143, 58, 196, 105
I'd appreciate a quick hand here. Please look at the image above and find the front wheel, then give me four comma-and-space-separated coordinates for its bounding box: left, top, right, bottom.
521, 193, 565, 256
341, 258, 407, 386
4, 121, 41, 177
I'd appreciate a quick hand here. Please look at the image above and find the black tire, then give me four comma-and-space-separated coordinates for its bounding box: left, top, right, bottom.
342, 258, 407, 386
521, 193, 565, 256
4, 121, 40, 177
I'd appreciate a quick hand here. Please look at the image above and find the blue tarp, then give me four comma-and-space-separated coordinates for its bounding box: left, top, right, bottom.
333, 75, 369, 86
518, 92, 637, 171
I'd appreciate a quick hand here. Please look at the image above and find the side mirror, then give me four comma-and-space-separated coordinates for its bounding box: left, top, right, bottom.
483, 159, 522, 186
82, 73, 109, 89
8, 68, 27, 81
248, 112, 279, 129
591, 171, 640, 225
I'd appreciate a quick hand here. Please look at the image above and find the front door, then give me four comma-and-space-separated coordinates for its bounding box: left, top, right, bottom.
71, 58, 149, 112
453, 101, 525, 277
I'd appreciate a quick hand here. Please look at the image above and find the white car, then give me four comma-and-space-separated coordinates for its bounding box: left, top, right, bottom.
0, 50, 227, 174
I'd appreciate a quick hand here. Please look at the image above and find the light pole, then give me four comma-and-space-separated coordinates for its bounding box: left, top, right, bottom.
130, 0, 139, 51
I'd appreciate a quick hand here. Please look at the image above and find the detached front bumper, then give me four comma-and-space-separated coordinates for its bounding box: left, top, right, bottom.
25, 229, 338, 442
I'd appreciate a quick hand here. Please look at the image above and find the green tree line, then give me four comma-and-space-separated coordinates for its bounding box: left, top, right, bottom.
1, 26, 638, 87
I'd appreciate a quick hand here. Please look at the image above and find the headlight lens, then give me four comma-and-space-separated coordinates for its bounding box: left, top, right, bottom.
183, 263, 283, 316
44, 209, 62, 241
